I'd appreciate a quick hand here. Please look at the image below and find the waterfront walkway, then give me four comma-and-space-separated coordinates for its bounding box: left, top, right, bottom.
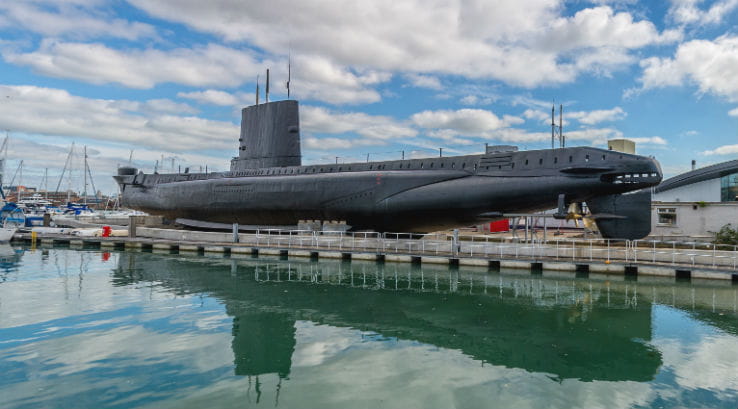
12, 228, 738, 281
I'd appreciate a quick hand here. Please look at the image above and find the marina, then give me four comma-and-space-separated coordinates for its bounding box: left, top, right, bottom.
2, 2, 738, 408
1, 246, 736, 408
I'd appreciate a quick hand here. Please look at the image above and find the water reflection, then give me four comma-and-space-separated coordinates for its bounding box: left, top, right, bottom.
2, 249, 736, 409
0, 244, 24, 282
112, 252, 735, 384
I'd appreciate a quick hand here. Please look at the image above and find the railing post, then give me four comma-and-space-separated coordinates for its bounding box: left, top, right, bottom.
571, 240, 575, 261
633, 240, 638, 263
653, 241, 656, 263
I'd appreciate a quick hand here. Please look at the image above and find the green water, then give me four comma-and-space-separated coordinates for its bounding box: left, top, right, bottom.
0, 247, 737, 408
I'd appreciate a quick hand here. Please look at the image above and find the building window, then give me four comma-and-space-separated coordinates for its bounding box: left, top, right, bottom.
720, 172, 738, 202
657, 208, 677, 226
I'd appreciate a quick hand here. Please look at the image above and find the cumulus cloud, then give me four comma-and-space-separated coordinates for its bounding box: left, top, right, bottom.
3, 40, 262, 89
178, 90, 240, 107
300, 105, 417, 150
0, 1, 157, 40
638, 35, 738, 102
629, 136, 668, 145
0, 84, 238, 152
405, 74, 443, 90
667, 0, 738, 26
729, 107, 738, 117
702, 144, 738, 155
123, 1, 674, 88
568, 107, 626, 125
523, 109, 551, 123
411, 109, 504, 135
460, 95, 495, 106
3, 41, 386, 105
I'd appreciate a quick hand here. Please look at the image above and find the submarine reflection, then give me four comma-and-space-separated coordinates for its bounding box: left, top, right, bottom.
113, 252, 672, 383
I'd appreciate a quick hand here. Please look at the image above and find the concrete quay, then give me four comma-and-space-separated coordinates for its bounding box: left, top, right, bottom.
13, 230, 738, 282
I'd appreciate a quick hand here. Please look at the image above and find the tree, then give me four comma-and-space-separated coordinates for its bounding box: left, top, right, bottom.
714, 224, 738, 245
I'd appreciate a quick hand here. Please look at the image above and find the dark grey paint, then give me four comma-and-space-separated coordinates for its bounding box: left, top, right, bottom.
115, 100, 663, 238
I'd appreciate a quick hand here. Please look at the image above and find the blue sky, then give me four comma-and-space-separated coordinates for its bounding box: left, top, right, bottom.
1, 0, 737, 194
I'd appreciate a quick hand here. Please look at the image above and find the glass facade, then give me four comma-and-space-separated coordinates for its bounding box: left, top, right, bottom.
720, 172, 738, 202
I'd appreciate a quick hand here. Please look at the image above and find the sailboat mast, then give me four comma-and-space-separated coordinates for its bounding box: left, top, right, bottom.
18, 160, 22, 201
83, 145, 88, 205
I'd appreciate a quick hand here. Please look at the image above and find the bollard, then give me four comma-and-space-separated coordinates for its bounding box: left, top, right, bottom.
31, 231, 37, 245
128, 216, 137, 238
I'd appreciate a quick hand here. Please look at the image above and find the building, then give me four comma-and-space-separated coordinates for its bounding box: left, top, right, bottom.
651, 159, 738, 241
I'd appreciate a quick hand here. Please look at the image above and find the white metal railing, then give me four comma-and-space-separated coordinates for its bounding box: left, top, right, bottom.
228, 229, 738, 271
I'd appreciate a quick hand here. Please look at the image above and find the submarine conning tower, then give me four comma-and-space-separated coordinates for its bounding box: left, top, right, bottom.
230, 100, 301, 171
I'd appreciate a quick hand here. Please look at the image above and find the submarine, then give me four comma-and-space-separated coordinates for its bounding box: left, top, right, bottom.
114, 99, 663, 239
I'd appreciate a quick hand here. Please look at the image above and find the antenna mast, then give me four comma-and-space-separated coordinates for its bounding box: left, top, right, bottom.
551, 104, 555, 149
551, 103, 565, 148
559, 104, 565, 148
265, 69, 270, 103
255, 74, 260, 105
286, 55, 291, 99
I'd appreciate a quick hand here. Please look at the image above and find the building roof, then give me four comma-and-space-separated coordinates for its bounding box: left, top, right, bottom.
655, 159, 738, 193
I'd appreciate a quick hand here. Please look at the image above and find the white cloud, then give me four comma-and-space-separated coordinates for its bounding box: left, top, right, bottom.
542, 6, 678, 51
523, 109, 551, 123
288, 55, 390, 104
301, 105, 417, 149
4, 40, 262, 89
460, 95, 495, 106
629, 136, 668, 145
3, 41, 386, 105
0, 1, 157, 40
411, 109, 504, 135
667, 0, 738, 26
638, 35, 738, 102
0, 84, 238, 152
502, 115, 525, 126
178, 90, 240, 107
124, 1, 674, 88
729, 107, 738, 117
304, 136, 383, 151
565, 127, 623, 144
702, 144, 738, 155
486, 128, 551, 143
405, 74, 443, 90
568, 107, 626, 125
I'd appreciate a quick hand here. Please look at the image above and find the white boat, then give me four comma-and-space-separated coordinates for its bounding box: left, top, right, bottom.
0, 226, 17, 242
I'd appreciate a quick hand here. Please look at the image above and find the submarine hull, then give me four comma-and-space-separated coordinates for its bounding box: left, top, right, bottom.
115, 100, 663, 237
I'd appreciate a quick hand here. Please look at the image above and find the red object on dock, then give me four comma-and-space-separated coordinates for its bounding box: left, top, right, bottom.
102, 226, 112, 237
489, 219, 509, 232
